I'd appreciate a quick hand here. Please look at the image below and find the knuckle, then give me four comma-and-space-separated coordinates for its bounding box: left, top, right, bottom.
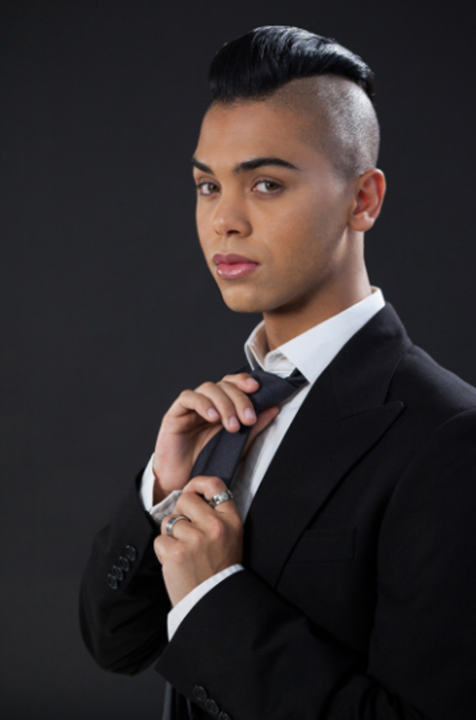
210, 477, 226, 492
221, 373, 240, 382
208, 517, 225, 541
223, 372, 249, 382
213, 392, 232, 409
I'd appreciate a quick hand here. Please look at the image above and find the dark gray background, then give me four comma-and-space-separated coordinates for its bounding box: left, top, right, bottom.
1, 1, 475, 718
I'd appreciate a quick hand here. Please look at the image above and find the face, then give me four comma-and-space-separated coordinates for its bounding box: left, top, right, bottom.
192, 100, 357, 318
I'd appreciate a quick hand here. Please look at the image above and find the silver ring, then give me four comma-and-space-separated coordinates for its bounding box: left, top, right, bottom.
209, 489, 234, 508
165, 515, 191, 537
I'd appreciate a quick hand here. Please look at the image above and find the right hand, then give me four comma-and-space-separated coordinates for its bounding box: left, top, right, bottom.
152, 373, 280, 503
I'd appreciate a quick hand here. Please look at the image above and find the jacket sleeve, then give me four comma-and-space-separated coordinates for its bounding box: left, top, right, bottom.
79, 472, 169, 674
155, 409, 476, 720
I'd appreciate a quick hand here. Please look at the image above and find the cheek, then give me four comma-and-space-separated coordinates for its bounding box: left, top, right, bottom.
261, 197, 342, 275
196, 209, 214, 260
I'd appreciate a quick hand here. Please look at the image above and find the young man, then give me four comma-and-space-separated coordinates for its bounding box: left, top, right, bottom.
80, 27, 476, 720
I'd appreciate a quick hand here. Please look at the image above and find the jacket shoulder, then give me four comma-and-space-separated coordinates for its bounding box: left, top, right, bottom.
391, 343, 476, 418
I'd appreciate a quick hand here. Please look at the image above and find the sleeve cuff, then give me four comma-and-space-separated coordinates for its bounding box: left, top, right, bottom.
167, 565, 244, 640
139, 453, 183, 524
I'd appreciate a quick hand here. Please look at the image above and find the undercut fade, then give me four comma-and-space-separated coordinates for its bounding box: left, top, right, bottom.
208, 26, 380, 179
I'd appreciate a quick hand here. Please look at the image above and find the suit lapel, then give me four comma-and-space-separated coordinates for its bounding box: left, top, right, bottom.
242, 304, 410, 588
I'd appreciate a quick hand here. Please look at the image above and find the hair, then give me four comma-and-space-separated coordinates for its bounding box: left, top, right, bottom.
208, 26, 380, 179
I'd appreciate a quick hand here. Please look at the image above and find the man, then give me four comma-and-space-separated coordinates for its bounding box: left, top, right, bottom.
80, 26, 476, 720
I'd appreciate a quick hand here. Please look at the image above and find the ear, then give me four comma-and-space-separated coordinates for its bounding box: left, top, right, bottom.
349, 169, 386, 232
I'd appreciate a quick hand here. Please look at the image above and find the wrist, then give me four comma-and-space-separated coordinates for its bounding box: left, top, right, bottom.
152, 459, 189, 503
153, 475, 167, 505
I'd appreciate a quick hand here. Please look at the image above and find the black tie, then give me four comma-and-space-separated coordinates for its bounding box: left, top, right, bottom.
163, 368, 307, 720
190, 367, 307, 487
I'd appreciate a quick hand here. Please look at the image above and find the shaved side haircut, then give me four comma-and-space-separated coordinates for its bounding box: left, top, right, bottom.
208, 26, 380, 180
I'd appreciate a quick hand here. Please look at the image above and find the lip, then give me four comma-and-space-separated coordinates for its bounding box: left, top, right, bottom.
212, 253, 260, 280
212, 253, 257, 265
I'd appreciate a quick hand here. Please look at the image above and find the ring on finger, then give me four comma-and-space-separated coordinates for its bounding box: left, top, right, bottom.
209, 489, 234, 509
165, 515, 191, 537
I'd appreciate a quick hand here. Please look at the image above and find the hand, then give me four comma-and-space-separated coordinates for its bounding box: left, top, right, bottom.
152, 373, 279, 502
154, 476, 243, 606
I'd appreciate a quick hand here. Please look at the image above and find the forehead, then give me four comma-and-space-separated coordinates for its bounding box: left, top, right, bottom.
194, 101, 327, 169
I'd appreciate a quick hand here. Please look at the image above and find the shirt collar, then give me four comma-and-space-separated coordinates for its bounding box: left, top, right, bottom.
245, 288, 385, 383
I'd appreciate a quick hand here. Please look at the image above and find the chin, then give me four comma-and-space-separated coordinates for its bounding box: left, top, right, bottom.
219, 287, 267, 314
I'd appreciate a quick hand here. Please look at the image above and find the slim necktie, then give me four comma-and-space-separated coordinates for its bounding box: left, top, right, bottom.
190, 367, 307, 487
163, 368, 307, 720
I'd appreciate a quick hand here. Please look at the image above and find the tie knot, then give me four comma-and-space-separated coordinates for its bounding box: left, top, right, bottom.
249, 367, 307, 413
190, 367, 307, 487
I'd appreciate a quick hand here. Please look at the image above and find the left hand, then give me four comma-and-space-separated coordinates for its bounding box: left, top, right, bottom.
154, 476, 244, 606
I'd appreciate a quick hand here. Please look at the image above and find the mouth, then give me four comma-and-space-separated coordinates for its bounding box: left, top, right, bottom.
212, 253, 260, 280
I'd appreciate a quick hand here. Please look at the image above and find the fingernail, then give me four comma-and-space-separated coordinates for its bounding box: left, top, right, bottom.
229, 416, 240, 431
244, 407, 256, 422
246, 377, 258, 385
207, 408, 219, 421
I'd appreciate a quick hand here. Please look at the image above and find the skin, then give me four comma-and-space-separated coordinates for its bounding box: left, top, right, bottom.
153, 88, 386, 606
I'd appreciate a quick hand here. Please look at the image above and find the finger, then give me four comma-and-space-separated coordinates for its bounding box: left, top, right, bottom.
193, 382, 244, 433
183, 475, 227, 499
174, 492, 237, 544
160, 513, 193, 540
167, 388, 222, 424
154, 534, 175, 563
221, 372, 260, 394
183, 477, 239, 517
216, 380, 258, 426
243, 405, 280, 456
175, 487, 225, 523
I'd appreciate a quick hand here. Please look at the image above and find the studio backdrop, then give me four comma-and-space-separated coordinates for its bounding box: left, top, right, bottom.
1, 1, 475, 718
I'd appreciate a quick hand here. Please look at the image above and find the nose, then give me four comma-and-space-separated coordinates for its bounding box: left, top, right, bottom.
212, 191, 252, 238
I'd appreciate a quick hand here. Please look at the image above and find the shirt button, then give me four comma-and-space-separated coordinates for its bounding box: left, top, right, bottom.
118, 556, 130, 572
193, 686, 208, 702
125, 545, 137, 562
219, 713, 232, 720
205, 699, 220, 714
107, 574, 118, 590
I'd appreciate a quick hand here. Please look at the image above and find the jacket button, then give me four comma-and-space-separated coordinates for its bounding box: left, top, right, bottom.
193, 685, 208, 702
107, 574, 118, 590
219, 713, 232, 720
205, 699, 219, 714
111, 565, 124, 581
125, 545, 137, 562
118, 556, 130, 572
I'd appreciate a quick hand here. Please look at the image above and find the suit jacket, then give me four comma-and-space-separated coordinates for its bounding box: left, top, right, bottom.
80, 304, 476, 720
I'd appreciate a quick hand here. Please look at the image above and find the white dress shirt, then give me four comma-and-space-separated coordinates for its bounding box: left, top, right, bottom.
141, 289, 385, 638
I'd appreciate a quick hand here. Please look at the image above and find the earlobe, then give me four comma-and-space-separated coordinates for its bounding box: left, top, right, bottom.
350, 169, 386, 232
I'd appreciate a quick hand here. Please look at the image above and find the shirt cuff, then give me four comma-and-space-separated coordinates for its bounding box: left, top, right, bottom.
167, 565, 244, 640
139, 453, 183, 524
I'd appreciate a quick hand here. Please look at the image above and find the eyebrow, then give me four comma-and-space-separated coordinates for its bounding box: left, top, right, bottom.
191, 156, 301, 175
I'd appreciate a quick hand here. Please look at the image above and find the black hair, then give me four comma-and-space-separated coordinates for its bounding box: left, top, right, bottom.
209, 26, 375, 106
207, 26, 380, 179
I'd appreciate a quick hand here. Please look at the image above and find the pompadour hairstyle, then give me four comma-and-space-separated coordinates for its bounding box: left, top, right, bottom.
209, 26, 376, 106
208, 26, 380, 179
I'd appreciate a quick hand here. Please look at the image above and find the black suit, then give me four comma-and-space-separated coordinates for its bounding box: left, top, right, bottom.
80, 305, 476, 719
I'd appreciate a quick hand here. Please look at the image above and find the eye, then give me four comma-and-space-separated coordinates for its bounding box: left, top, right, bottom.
254, 180, 282, 194
197, 181, 220, 196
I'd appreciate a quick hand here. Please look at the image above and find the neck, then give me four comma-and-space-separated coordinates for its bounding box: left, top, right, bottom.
262, 269, 372, 351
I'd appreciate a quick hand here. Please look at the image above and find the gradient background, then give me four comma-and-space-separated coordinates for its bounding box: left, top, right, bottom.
1, 1, 475, 718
